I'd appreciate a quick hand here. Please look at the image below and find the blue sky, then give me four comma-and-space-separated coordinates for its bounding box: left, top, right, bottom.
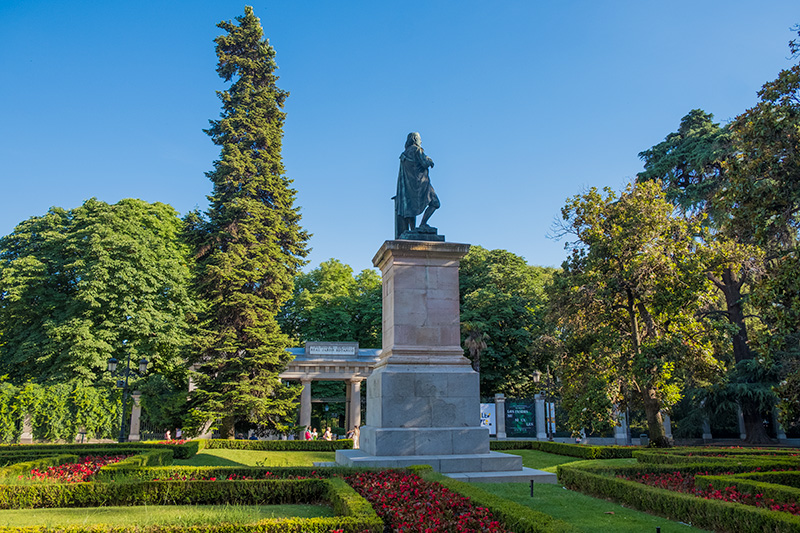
1, 1, 796, 273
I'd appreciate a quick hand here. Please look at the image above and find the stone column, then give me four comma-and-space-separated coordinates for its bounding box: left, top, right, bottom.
773, 409, 787, 442
662, 411, 673, 444
494, 393, 506, 439
613, 406, 627, 446
299, 379, 312, 429
348, 380, 362, 430
737, 406, 747, 440
702, 418, 713, 443
20, 414, 33, 444
128, 391, 142, 442
535, 393, 547, 440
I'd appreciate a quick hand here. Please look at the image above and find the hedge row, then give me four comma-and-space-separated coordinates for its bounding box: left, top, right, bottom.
97, 465, 359, 482
421, 469, 577, 533
737, 470, 800, 488
0, 441, 199, 460
0, 478, 327, 509
490, 440, 634, 459
0, 477, 382, 533
0, 454, 79, 479
95, 449, 174, 479
633, 450, 800, 469
201, 439, 353, 452
697, 472, 800, 505
558, 464, 800, 532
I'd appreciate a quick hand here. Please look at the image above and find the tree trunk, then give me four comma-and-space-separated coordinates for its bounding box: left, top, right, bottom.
718, 268, 772, 444
642, 386, 670, 447
220, 416, 236, 440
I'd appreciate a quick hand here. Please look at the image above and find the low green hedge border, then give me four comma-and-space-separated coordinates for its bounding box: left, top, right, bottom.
96, 465, 355, 482
633, 450, 800, 468
0, 442, 199, 460
490, 440, 634, 459
0, 478, 327, 509
736, 470, 800, 489
0, 476, 382, 533
559, 464, 800, 532
421, 469, 578, 533
0, 455, 79, 479
95, 449, 174, 480
201, 439, 353, 452
696, 472, 800, 505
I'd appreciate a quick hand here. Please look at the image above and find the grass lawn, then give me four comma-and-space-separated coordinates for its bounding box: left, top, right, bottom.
173, 448, 336, 467
478, 482, 709, 533
0, 504, 333, 527
500, 449, 638, 472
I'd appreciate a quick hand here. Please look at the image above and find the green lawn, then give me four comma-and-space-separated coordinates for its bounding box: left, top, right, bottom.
173, 448, 336, 467
0, 504, 333, 527
500, 449, 638, 472
478, 482, 709, 533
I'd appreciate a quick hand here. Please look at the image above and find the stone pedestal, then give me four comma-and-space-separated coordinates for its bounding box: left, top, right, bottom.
128, 391, 142, 442
337, 240, 533, 480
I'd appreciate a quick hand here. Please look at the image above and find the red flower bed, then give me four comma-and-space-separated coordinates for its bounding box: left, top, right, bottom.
346, 471, 510, 533
621, 470, 800, 515
155, 439, 189, 445
23, 455, 130, 483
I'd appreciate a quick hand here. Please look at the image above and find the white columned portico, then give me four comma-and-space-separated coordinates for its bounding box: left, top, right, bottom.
346, 379, 362, 430
299, 379, 312, 429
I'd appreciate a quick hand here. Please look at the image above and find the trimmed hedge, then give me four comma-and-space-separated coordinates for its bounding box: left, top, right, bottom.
633, 450, 800, 470
96, 449, 173, 480
0, 478, 327, 509
490, 440, 634, 459
0, 441, 199, 460
95, 465, 354, 482
202, 439, 353, 452
697, 472, 800, 505
0, 477, 382, 533
0, 454, 79, 479
558, 463, 800, 532
422, 470, 578, 533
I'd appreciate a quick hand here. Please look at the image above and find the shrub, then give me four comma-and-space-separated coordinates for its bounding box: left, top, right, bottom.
0, 454, 78, 479
490, 440, 633, 459
202, 439, 352, 451
96, 449, 173, 480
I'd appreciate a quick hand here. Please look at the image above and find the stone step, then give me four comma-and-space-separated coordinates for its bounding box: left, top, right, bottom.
444, 467, 557, 484
336, 449, 523, 473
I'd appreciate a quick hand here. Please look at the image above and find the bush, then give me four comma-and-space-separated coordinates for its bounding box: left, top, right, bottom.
559, 464, 800, 532
422, 470, 577, 533
96, 449, 173, 480
490, 440, 634, 459
0, 454, 78, 479
0, 440, 201, 460
697, 472, 800, 505
202, 439, 352, 451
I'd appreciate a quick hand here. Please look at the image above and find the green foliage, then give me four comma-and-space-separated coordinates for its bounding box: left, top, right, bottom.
0, 199, 197, 385
95, 449, 174, 479
548, 181, 719, 445
0, 381, 120, 443
202, 438, 352, 451
279, 259, 381, 348
490, 440, 634, 459
138, 374, 189, 434
459, 246, 556, 396
187, 7, 309, 438
0, 454, 78, 479
558, 464, 800, 533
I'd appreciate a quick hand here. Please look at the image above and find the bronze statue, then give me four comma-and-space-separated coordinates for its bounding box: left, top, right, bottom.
394, 132, 440, 239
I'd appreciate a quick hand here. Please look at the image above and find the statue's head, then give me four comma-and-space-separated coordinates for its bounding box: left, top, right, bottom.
405, 132, 421, 149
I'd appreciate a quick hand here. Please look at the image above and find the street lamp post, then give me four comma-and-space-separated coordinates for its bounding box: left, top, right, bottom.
107, 349, 148, 443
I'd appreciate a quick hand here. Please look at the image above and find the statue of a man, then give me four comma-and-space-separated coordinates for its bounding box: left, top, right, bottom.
394, 132, 440, 238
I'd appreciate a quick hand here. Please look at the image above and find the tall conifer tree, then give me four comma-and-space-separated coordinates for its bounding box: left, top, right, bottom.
188, 6, 308, 438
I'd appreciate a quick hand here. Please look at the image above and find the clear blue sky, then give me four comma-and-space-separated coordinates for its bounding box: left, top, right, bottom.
1, 1, 796, 273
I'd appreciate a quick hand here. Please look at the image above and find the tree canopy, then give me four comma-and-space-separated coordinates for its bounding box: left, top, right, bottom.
0, 198, 197, 385
279, 259, 381, 349
459, 246, 556, 397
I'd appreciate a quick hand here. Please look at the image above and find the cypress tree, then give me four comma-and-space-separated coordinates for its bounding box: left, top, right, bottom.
188, 6, 308, 438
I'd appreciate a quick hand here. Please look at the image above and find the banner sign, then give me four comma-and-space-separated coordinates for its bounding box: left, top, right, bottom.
505, 400, 536, 438
479, 403, 496, 435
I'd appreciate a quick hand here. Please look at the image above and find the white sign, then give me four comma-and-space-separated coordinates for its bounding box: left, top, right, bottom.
306, 342, 358, 356
480, 403, 496, 435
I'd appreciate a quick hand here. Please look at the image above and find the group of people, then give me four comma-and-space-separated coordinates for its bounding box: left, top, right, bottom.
303, 425, 360, 448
